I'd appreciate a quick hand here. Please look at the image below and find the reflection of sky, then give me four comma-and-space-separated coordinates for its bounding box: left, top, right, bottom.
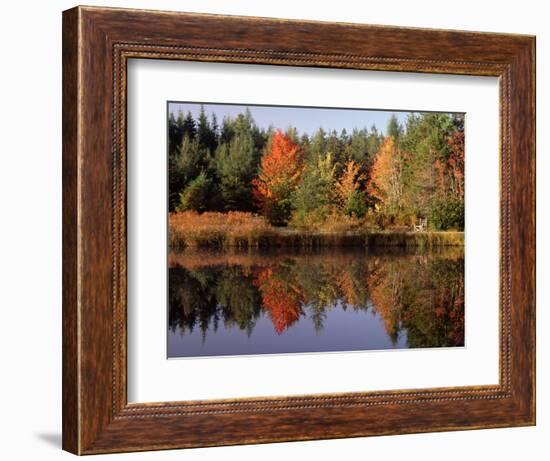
168, 102, 416, 137
169, 300, 408, 359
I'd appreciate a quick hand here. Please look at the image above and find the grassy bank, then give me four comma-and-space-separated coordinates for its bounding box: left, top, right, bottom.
169, 211, 464, 249
365, 231, 464, 248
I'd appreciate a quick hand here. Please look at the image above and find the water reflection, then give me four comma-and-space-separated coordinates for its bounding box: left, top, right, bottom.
168, 247, 464, 357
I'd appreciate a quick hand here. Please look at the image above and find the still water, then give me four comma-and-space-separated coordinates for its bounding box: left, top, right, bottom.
168, 247, 464, 358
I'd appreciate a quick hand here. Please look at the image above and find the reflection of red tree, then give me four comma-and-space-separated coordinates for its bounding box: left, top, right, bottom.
254, 267, 303, 334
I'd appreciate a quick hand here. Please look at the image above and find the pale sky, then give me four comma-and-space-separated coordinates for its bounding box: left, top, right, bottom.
168, 102, 427, 137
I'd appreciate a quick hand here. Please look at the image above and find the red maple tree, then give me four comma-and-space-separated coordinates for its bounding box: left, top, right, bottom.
252, 130, 303, 225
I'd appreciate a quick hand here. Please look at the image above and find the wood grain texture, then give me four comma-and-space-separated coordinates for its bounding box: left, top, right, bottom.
62, 7, 79, 454
62, 5, 536, 455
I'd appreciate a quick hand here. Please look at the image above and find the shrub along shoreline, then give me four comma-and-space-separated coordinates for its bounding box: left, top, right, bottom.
168, 211, 464, 250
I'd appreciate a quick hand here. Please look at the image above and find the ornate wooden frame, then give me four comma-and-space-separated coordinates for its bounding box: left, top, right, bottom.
62, 5, 536, 455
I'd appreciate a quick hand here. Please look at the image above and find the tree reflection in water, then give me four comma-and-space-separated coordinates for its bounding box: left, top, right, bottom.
168, 247, 464, 356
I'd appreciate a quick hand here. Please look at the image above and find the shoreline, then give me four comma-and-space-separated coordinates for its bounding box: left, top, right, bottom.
169, 245, 464, 271
168, 228, 464, 250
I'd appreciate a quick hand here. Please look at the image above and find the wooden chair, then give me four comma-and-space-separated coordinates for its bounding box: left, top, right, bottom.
413, 218, 427, 232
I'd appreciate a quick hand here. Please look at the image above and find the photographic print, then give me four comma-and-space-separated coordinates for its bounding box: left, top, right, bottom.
167, 102, 465, 358
62, 8, 535, 452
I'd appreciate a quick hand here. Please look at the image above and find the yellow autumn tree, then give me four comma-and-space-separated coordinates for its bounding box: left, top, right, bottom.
334, 160, 367, 218
367, 137, 404, 216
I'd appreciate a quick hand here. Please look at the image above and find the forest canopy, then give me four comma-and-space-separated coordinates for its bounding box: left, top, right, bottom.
168, 105, 464, 231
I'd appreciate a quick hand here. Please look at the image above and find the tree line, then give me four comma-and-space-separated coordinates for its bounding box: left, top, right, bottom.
168, 106, 464, 231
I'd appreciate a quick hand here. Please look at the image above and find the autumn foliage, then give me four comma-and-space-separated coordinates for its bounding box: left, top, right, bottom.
169, 106, 464, 232
367, 256, 465, 347
169, 249, 464, 345
335, 160, 368, 217
368, 137, 403, 215
253, 267, 303, 334
252, 130, 303, 225
443, 130, 465, 198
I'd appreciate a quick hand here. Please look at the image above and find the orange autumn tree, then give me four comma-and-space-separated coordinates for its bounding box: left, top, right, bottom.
252, 130, 303, 225
367, 137, 404, 218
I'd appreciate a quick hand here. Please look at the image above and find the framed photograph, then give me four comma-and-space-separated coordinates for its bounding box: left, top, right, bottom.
62, 6, 535, 455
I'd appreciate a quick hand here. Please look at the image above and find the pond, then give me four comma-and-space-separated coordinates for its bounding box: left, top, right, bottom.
168, 247, 464, 358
